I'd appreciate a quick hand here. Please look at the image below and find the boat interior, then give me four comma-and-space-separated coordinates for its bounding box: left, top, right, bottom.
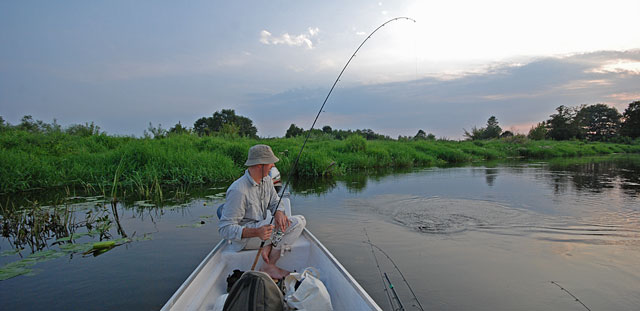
163, 229, 380, 310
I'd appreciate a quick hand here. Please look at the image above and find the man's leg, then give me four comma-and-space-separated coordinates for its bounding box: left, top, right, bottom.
260, 215, 306, 278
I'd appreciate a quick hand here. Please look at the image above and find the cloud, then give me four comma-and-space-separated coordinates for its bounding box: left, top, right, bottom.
589, 59, 640, 75
250, 50, 640, 138
259, 27, 320, 49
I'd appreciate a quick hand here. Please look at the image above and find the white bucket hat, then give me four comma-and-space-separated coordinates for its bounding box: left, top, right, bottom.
244, 144, 280, 166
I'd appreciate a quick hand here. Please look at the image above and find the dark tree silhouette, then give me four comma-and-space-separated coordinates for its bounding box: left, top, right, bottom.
621, 101, 640, 138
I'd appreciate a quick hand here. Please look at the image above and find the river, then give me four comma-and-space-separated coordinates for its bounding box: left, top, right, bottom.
1, 155, 639, 310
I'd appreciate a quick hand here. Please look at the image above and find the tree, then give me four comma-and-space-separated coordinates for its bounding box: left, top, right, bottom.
527, 122, 547, 140
463, 116, 502, 140
220, 122, 240, 136
414, 129, 427, 140
144, 122, 167, 139
620, 101, 640, 138
193, 109, 257, 137
285, 124, 304, 138
484, 116, 502, 139
18, 115, 43, 133
16, 115, 61, 133
169, 121, 189, 135
322, 125, 332, 134
66, 122, 101, 137
574, 104, 621, 141
500, 130, 514, 138
546, 105, 579, 140
463, 126, 484, 140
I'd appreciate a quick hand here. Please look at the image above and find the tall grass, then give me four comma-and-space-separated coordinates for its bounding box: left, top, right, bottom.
1, 129, 639, 194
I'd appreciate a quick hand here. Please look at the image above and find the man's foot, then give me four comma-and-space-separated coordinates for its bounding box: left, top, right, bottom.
260, 264, 290, 279
276, 266, 290, 278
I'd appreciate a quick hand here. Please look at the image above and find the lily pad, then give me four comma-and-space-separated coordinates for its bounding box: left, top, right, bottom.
0, 261, 35, 280
0, 249, 23, 257
112, 237, 132, 244
177, 222, 204, 228
59, 242, 93, 253
0, 250, 65, 281
92, 241, 116, 250
28, 250, 66, 262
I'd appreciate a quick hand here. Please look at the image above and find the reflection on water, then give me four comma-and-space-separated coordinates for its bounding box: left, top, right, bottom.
1, 155, 639, 310
544, 156, 640, 197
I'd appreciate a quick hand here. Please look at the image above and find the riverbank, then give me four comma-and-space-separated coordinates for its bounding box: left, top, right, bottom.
1, 130, 639, 194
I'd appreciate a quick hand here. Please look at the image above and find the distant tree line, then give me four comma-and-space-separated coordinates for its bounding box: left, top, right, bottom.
3, 100, 638, 143
285, 123, 394, 140
146, 109, 259, 139
0, 115, 102, 137
527, 101, 639, 142
462, 101, 639, 142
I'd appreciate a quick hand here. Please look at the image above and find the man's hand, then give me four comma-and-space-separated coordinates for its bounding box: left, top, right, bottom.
256, 224, 274, 240
274, 210, 290, 232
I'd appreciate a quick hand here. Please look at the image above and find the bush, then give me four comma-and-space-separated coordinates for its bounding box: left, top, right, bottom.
344, 135, 366, 153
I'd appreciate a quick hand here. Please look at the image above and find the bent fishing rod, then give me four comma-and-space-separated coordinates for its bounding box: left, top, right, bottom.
251, 16, 416, 270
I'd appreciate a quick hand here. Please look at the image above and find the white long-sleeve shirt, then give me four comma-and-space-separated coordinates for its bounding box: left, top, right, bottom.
218, 170, 284, 242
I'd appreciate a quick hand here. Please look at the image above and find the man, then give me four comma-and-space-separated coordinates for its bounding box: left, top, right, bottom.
218, 144, 306, 279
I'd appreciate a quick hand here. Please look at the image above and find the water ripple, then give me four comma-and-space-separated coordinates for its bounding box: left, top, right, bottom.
345, 194, 640, 246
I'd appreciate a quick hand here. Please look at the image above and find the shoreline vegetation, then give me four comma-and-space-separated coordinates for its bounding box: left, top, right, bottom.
2, 129, 639, 195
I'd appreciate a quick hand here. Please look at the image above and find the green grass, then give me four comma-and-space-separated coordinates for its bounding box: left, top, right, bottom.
1, 129, 639, 194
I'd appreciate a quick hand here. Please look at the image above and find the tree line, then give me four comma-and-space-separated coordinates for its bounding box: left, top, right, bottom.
528, 101, 639, 142
285, 124, 394, 140
462, 101, 639, 142
2, 100, 638, 142
0, 115, 102, 137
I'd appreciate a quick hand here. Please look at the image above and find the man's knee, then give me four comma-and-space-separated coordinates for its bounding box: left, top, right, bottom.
291, 215, 306, 230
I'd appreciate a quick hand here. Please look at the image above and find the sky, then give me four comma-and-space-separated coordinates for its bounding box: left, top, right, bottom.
1, 1, 639, 139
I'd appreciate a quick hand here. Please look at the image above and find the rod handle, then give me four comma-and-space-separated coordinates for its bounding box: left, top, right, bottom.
251, 242, 265, 270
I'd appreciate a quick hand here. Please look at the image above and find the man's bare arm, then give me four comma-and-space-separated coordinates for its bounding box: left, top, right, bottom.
242, 225, 274, 240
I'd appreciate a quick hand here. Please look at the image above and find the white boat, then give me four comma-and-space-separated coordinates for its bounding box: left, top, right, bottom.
161, 228, 382, 310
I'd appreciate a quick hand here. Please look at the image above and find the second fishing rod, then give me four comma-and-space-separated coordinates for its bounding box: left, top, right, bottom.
251, 16, 416, 270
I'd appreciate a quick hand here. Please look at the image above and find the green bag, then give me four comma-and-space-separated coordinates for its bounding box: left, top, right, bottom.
223, 271, 285, 311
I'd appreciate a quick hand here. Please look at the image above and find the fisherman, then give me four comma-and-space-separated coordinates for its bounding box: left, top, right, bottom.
218, 144, 306, 279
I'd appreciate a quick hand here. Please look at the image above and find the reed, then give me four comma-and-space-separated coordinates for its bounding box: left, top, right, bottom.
1, 129, 639, 194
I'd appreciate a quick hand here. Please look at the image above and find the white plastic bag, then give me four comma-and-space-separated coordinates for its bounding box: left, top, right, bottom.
284, 267, 333, 311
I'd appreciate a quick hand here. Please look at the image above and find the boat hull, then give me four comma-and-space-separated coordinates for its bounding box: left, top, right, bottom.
161, 228, 381, 310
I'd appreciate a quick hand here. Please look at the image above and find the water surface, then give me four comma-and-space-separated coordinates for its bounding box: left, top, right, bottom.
1, 155, 639, 310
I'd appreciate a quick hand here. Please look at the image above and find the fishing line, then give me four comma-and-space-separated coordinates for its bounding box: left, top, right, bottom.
364, 241, 425, 311
364, 228, 396, 311
251, 16, 417, 271
550, 281, 592, 311
384, 272, 405, 311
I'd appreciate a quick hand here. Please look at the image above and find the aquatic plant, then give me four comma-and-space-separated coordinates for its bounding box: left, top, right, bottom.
1, 130, 639, 194
0, 197, 154, 280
